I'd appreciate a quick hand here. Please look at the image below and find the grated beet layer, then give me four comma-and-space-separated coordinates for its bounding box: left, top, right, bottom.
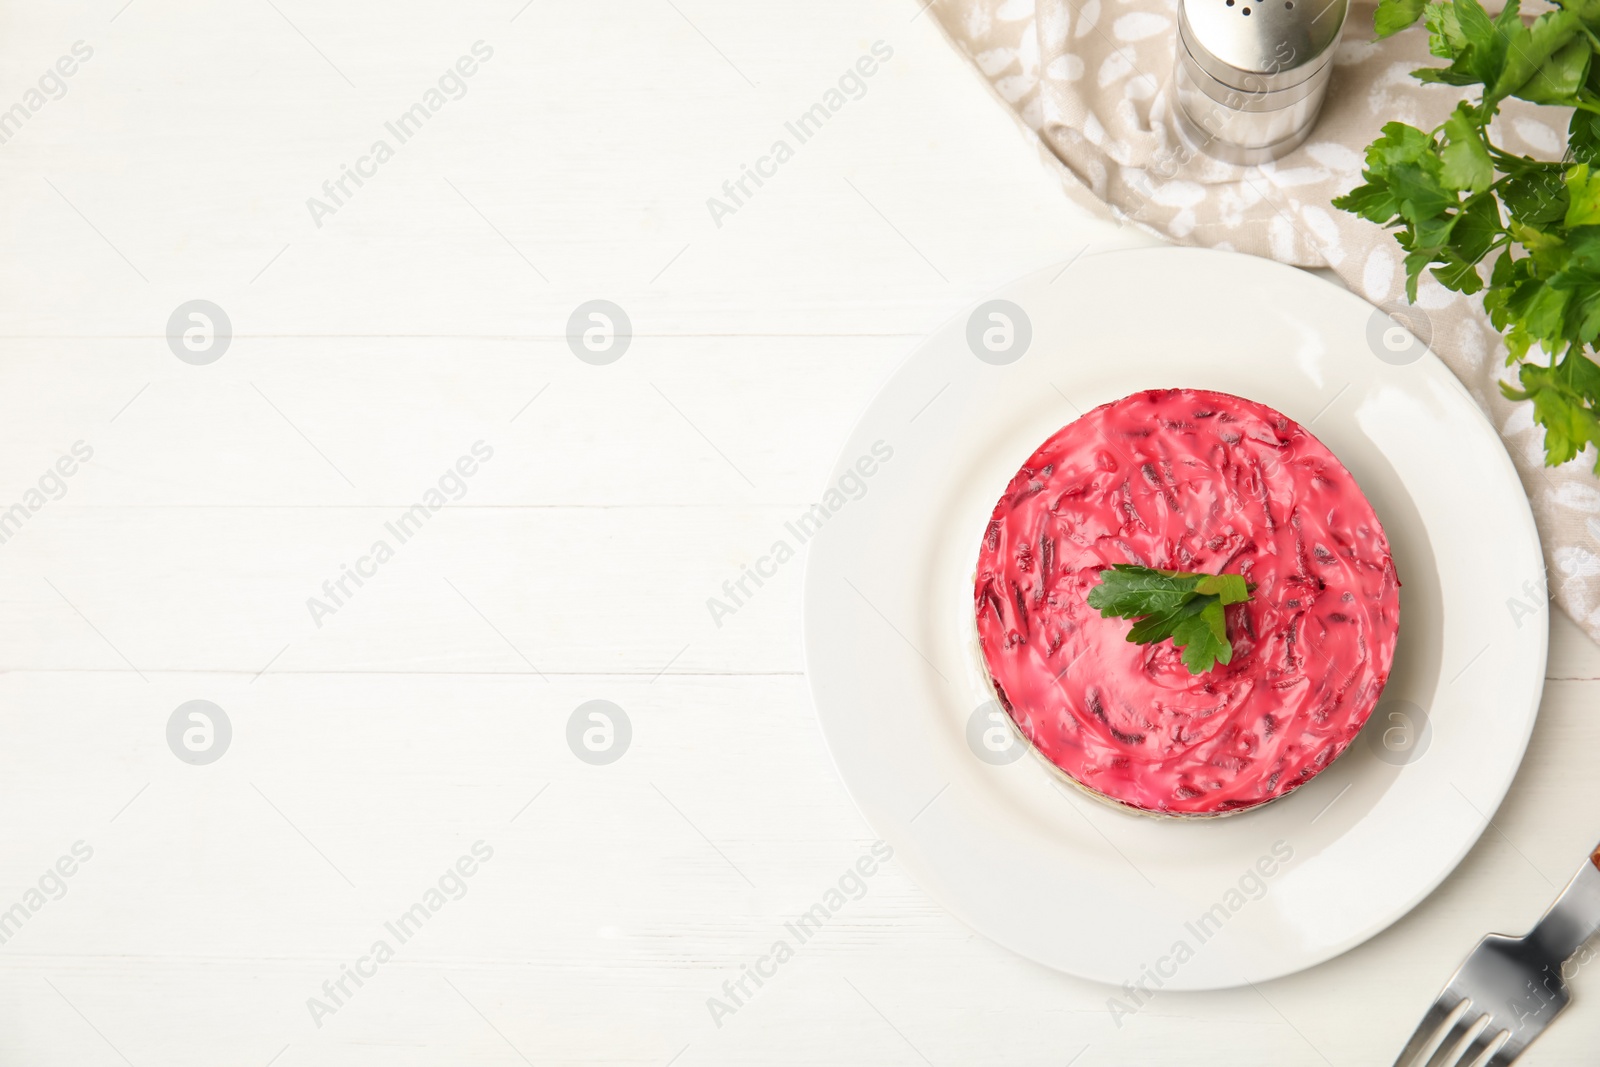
973, 389, 1400, 817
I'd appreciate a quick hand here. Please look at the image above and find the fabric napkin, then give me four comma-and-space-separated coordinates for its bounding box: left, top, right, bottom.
928, 0, 1600, 641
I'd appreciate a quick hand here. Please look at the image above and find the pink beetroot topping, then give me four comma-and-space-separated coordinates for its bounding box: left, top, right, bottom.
974, 388, 1399, 816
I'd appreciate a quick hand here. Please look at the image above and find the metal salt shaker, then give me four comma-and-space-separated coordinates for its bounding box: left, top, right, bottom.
1174, 0, 1350, 163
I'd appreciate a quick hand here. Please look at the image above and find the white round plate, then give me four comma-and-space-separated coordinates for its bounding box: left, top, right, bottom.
802, 246, 1547, 990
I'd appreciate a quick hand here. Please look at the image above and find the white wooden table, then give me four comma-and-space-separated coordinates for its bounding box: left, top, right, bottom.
2, 1, 1598, 1063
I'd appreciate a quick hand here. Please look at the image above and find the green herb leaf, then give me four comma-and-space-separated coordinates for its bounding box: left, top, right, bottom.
1433, 253, 1487, 293
1340, 0, 1600, 474
1366, 121, 1436, 169
1171, 598, 1232, 674
1440, 103, 1494, 192
1331, 179, 1402, 223
1192, 572, 1251, 604
1571, 110, 1600, 166
1567, 164, 1600, 228
1502, 354, 1600, 468
1512, 34, 1590, 105
1454, 193, 1503, 261
1422, 0, 1463, 51
1085, 565, 1252, 674
1455, 0, 1507, 87
1125, 599, 1197, 645
1390, 161, 1457, 222
1377, 0, 1430, 36
1501, 169, 1567, 227
1085, 564, 1200, 617
1493, 6, 1583, 103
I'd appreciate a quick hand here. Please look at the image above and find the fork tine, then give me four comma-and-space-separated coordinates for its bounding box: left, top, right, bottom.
1451, 1025, 1510, 1067
1393, 998, 1465, 1067
1484, 1036, 1524, 1067
1423, 1007, 1485, 1067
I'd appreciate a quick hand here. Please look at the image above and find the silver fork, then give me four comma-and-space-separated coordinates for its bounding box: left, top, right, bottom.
1394, 845, 1600, 1066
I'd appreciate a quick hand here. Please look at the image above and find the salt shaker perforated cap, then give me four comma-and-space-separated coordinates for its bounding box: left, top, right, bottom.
1175, 0, 1349, 163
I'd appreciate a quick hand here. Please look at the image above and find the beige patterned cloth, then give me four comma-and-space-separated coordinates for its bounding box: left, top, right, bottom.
930, 0, 1600, 640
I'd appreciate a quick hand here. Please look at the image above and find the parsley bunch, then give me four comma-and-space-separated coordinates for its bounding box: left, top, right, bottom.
1086, 565, 1254, 674
1334, 0, 1600, 469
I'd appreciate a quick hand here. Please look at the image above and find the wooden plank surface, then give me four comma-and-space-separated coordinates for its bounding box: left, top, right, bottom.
0, 0, 1596, 1064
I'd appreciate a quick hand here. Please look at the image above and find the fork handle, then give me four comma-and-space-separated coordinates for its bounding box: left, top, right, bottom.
1527, 851, 1600, 965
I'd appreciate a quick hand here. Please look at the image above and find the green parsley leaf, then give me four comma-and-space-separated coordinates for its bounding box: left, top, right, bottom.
1084, 564, 1199, 617
1571, 110, 1600, 166
1331, 179, 1402, 223
1085, 565, 1252, 674
1512, 34, 1589, 105
1433, 253, 1487, 293
1390, 161, 1457, 223
1493, 6, 1583, 103
1454, 0, 1506, 87
1366, 122, 1436, 170
1567, 164, 1600, 228
1441, 103, 1494, 192
1376, 0, 1430, 37
1192, 572, 1251, 604
1342, 0, 1600, 473
1454, 194, 1503, 261
1171, 598, 1233, 674
1501, 169, 1567, 227
1423, 0, 1466, 55
1125, 598, 1200, 645
1503, 355, 1600, 468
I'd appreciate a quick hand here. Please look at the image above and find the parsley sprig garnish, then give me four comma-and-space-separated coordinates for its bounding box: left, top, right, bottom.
1334, 0, 1600, 471
1086, 565, 1253, 674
